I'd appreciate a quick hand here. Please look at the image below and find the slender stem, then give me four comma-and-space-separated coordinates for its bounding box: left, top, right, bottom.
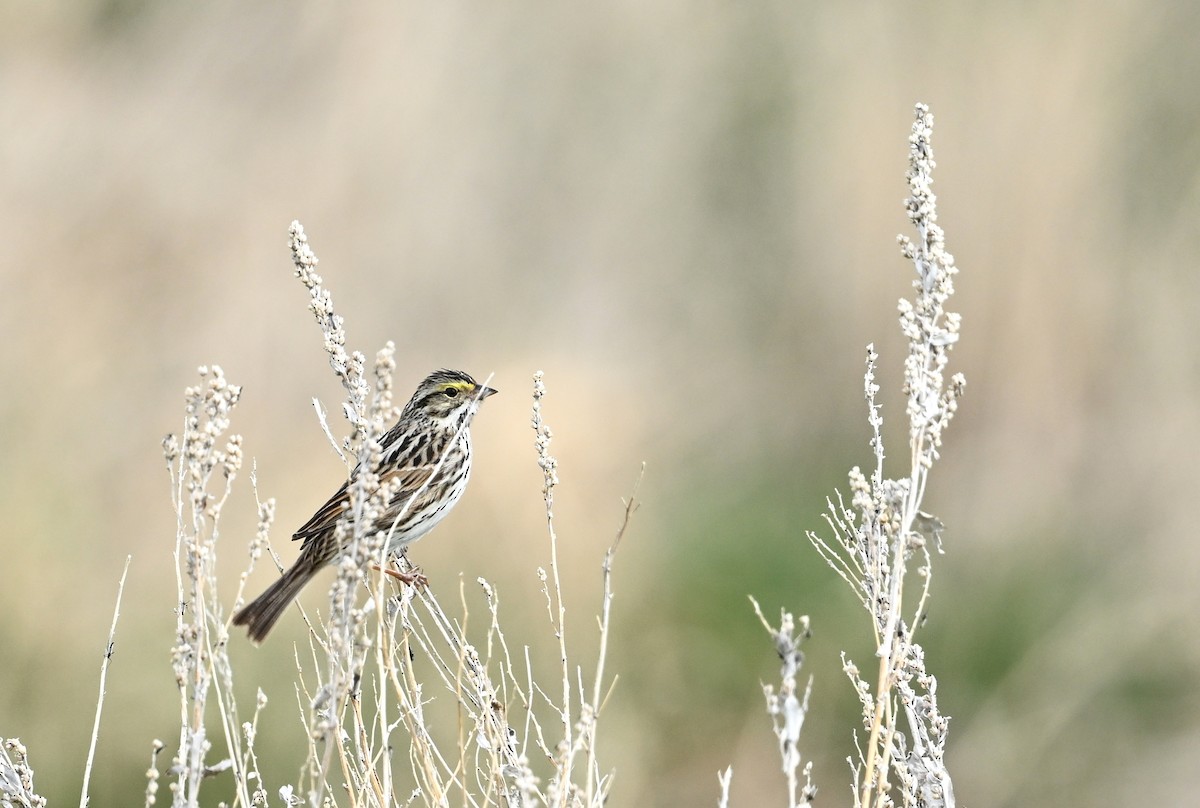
860, 650, 890, 808
80, 555, 132, 808
585, 466, 641, 803
547, 489, 572, 780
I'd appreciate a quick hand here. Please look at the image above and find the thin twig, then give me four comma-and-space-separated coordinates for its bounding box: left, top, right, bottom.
585, 464, 642, 803
80, 554, 132, 808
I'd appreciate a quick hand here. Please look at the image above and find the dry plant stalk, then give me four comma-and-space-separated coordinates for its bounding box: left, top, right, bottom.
731, 103, 962, 808
162, 363, 255, 807
80, 555, 133, 808
807, 103, 962, 808
0, 738, 47, 808
750, 600, 818, 808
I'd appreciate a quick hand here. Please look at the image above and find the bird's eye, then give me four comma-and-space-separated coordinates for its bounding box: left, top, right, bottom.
444, 387, 460, 398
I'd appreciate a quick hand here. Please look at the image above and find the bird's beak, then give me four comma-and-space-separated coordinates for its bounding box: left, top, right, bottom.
477, 385, 499, 399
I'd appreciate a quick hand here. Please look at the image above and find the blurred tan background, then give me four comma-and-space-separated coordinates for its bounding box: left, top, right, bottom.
2, 1, 1198, 805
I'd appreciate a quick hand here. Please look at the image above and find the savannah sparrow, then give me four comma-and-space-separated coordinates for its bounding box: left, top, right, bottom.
232, 369, 497, 642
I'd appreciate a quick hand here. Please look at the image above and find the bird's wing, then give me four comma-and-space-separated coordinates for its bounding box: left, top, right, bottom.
292, 463, 439, 545
292, 479, 351, 543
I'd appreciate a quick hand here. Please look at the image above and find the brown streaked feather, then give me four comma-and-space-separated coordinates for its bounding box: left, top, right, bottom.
291, 480, 350, 543
292, 464, 441, 546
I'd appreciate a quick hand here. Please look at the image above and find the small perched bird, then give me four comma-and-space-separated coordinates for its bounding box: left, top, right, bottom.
233, 369, 497, 642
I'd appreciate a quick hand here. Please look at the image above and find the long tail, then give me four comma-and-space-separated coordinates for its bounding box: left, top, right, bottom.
232, 562, 318, 643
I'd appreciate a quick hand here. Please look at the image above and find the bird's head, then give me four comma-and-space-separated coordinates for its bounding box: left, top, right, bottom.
405, 369, 498, 425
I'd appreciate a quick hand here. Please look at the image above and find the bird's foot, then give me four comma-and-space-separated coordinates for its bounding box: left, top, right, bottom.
372, 563, 429, 587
